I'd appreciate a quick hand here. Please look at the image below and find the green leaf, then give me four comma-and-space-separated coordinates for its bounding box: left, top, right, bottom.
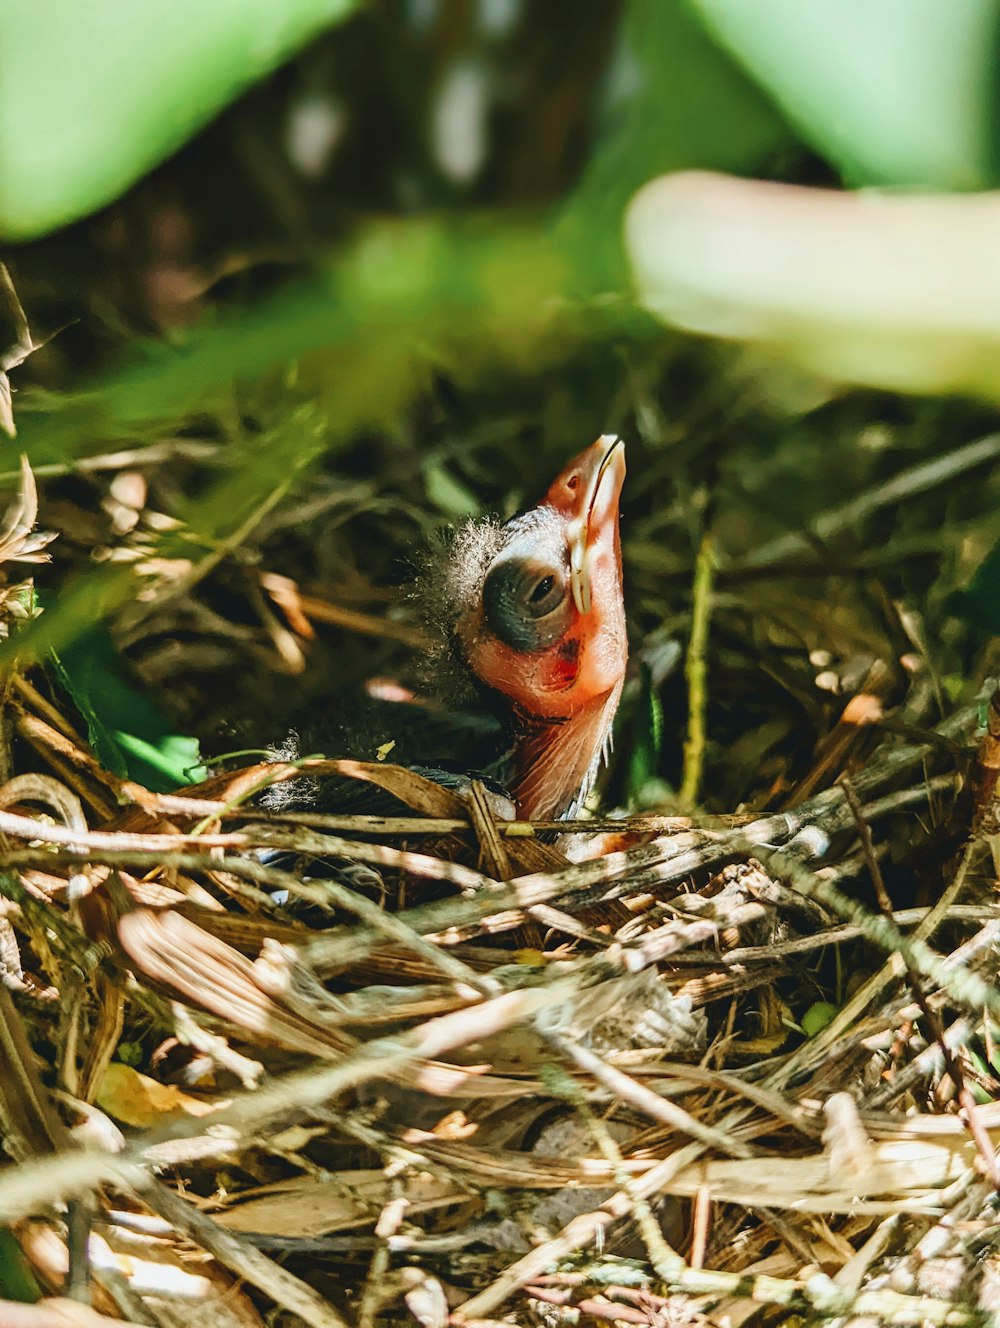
688, 0, 1000, 189
561, 0, 793, 287
801, 1001, 839, 1038
14, 220, 575, 471
626, 4, 1000, 397
626, 174, 1000, 401
0, 1228, 41, 1303
966, 1048, 996, 1104
950, 535, 1000, 635
625, 662, 666, 808
49, 624, 206, 792
0, 0, 359, 239
424, 462, 482, 519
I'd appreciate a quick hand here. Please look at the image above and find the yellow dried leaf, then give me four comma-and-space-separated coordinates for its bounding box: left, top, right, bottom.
96, 1061, 226, 1128
514, 949, 546, 967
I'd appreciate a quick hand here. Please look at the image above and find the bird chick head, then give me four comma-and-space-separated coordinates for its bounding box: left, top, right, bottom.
431, 436, 627, 818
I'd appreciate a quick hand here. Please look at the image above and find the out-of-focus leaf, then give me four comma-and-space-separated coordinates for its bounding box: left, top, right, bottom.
0, 1229, 40, 1304
626, 171, 1000, 401
561, 0, 793, 287
0, 0, 359, 240
950, 536, 1000, 635
966, 1049, 996, 1104
49, 625, 205, 791
15, 220, 574, 471
96, 1062, 225, 1128
625, 662, 665, 807
802, 1001, 839, 1038
423, 462, 481, 519
688, 0, 1000, 189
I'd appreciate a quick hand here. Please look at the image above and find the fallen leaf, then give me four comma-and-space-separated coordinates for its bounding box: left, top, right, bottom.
96, 1061, 226, 1128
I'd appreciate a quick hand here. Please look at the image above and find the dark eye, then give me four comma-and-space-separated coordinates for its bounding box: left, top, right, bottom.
483, 557, 568, 651
566, 474, 580, 491
529, 575, 554, 604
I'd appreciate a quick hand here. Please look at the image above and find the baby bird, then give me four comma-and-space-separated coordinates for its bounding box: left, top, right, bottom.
424, 434, 627, 818
270, 436, 628, 821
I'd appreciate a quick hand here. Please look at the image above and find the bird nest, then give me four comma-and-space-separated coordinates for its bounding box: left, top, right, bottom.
1, 464, 1000, 1328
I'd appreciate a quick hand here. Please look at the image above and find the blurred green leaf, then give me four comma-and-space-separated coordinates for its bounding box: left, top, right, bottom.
116, 1041, 144, 1067
625, 662, 666, 807
424, 462, 481, 519
0, 0, 358, 240
950, 535, 1000, 634
688, 0, 1000, 188
627, 173, 1000, 401
562, 0, 793, 287
0, 1228, 40, 1303
49, 626, 205, 791
15, 219, 578, 468
966, 1048, 996, 1104
801, 1001, 839, 1038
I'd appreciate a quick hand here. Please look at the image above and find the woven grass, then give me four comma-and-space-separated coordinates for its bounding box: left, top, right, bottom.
1, 443, 1000, 1326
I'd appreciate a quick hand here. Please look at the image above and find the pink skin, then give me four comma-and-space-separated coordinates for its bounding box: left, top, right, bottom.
461, 437, 628, 818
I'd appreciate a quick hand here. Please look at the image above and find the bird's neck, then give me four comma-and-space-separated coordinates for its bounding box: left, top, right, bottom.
509, 682, 623, 820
